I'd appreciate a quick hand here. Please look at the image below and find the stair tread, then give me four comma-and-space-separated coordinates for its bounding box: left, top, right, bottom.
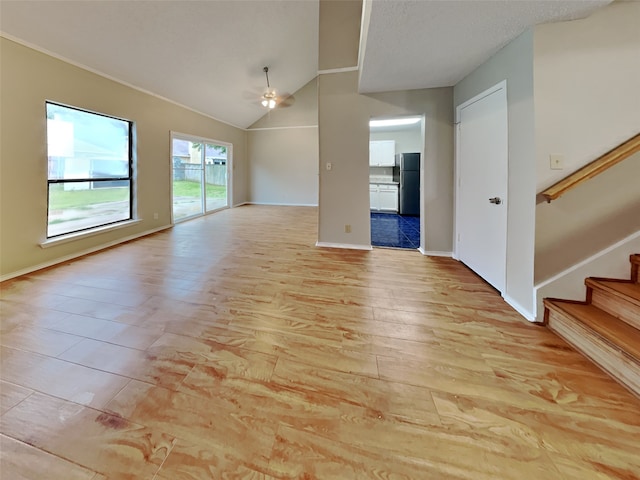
587, 278, 640, 305
545, 300, 640, 360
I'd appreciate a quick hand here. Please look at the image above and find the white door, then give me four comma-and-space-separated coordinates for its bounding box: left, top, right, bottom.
456, 82, 508, 292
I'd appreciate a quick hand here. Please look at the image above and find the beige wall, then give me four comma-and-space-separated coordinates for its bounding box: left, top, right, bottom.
317, 71, 372, 247
454, 30, 537, 318
247, 78, 319, 205
318, 72, 454, 250
0, 37, 248, 278
249, 78, 318, 130
319, 0, 362, 71
535, 231, 640, 321
534, 1, 640, 191
451, 2, 640, 317
366, 89, 454, 253
317, 0, 453, 251
533, 1, 640, 282
317, 0, 369, 248
535, 151, 640, 282
247, 128, 319, 205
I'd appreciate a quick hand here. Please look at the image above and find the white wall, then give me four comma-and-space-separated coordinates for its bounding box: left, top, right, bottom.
454, 30, 537, 319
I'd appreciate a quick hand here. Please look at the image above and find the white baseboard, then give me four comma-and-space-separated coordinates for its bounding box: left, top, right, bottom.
245, 202, 318, 207
0, 225, 172, 282
533, 230, 640, 321
316, 242, 373, 251
419, 248, 452, 257
535, 230, 640, 290
503, 293, 536, 323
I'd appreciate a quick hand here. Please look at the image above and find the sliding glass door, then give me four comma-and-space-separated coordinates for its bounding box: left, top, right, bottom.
171, 134, 230, 222
203, 143, 228, 213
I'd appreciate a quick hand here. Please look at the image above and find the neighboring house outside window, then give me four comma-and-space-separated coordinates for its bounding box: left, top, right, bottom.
46, 102, 134, 238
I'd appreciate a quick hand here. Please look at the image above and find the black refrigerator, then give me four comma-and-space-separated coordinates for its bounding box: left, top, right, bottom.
394, 153, 420, 216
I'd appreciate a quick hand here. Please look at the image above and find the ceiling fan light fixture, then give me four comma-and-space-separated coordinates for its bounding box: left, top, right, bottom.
261, 66, 277, 109
261, 87, 277, 109
261, 96, 276, 109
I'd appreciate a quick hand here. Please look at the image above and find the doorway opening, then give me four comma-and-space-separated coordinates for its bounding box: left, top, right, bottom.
171, 133, 232, 223
369, 115, 424, 250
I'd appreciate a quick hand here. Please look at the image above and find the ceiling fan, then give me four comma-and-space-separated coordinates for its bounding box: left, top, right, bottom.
260, 66, 295, 109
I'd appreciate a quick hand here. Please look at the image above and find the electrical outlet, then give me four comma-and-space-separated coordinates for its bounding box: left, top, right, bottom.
326, 162, 332, 171
550, 154, 564, 170
153, 213, 159, 220
345, 224, 351, 233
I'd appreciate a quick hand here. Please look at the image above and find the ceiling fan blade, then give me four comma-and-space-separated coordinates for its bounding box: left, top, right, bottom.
277, 93, 295, 108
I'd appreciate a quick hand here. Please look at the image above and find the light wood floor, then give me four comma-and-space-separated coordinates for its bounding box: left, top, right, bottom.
1, 205, 639, 479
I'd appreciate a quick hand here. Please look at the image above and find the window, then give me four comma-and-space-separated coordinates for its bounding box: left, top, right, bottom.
46, 102, 133, 238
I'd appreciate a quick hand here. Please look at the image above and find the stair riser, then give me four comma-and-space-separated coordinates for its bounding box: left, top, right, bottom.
590, 288, 640, 330
547, 308, 640, 397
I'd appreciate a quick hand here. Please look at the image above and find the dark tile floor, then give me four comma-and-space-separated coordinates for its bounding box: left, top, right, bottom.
371, 212, 420, 249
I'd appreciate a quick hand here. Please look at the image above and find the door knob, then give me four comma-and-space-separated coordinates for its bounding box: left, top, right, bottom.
489, 197, 502, 205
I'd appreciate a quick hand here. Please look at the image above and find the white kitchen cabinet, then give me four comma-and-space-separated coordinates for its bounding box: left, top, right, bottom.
369, 185, 377, 211
370, 183, 398, 212
379, 185, 399, 211
369, 140, 396, 167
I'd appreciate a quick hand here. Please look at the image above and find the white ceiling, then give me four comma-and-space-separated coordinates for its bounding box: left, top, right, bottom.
1, 0, 611, 129
359, 0, 611, 93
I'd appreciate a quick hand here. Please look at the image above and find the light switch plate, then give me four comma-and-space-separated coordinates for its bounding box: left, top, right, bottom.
550, 154, 564, 170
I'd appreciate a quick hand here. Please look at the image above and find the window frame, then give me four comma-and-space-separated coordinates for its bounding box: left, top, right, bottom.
45, 101, 135, 239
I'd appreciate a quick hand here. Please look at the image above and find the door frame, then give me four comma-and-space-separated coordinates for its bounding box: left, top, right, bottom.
368, 115, 425, 250
453, 80, 508, 289
170, 131, 233, 224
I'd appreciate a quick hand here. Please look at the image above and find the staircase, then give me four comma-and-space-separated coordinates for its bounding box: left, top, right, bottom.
543, 254, 640, 397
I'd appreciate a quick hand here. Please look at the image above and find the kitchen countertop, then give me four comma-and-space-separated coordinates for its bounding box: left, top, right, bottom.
369, 180, 399, 185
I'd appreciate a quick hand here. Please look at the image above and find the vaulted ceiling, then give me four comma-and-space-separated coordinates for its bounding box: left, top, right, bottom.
0, 0, 611, 129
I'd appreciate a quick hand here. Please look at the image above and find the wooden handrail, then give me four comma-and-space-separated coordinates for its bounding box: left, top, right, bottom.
540, 133, 640, 202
